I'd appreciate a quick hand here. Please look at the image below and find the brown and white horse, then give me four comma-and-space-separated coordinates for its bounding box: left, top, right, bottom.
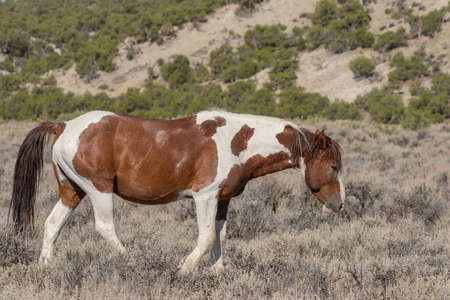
10, 109, 344, 274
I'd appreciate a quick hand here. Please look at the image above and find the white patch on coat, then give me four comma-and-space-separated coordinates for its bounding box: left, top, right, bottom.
298, 157, 306, 179
52, 111, 115, 194
40, 199, 74, 263
195, 111, 296, 195
338, 170, 346, 204
155, 130, 168, 147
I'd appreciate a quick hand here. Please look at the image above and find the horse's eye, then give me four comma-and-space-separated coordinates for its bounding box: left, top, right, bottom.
331, 165, 338, 172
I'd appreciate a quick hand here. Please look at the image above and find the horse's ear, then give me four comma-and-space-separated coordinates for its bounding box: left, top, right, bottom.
317, 131, 327, 149
315, 129, 320, 134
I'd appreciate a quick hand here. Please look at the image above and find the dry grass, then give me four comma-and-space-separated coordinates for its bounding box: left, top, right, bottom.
0, 120, 449, 299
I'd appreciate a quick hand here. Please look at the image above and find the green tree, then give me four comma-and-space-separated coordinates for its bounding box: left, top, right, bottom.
161, 55, 194, 88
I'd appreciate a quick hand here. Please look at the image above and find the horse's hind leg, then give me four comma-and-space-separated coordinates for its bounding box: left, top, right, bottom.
87, 190, 126, 253
40, 164, 86, 264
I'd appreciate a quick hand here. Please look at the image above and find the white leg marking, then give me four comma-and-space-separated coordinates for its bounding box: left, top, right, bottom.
39, 199, 73, 264
210, 219, 227, 272
178, 192, 218, 275
89, 192, 126, 253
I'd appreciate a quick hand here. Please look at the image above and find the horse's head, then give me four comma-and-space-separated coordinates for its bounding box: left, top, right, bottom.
303, 129, 345, 214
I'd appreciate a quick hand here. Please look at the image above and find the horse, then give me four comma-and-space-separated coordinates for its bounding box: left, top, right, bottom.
10, 109, 344, 274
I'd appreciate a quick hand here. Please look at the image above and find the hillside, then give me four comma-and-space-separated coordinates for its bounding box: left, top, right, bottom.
0, 0, 449, 129
49, 0, 450, 102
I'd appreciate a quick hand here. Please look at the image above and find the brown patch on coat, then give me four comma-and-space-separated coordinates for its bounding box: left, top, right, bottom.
230, 125, 254, 156
71, 114, 222, 204
218, 151, 292, 200
276, 125, 302, 167
200, 116, 226, 137
54, 163, 86, 209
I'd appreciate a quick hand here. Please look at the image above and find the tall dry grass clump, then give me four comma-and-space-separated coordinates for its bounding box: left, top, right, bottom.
0, 120, 449, 299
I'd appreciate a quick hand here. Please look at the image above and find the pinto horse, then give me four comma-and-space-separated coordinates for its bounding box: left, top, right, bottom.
11, 109, 344, 274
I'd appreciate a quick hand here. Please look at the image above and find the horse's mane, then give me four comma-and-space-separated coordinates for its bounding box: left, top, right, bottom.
303, 127, 343, 169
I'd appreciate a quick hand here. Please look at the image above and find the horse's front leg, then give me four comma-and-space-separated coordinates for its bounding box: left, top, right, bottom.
178, 191, 218, 275
210, 199, 230, 272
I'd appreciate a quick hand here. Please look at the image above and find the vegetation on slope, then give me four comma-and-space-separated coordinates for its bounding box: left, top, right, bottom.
0, 0, 450, 131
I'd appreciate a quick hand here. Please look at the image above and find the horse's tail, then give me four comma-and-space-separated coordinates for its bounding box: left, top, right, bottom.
10, 122, 63, 233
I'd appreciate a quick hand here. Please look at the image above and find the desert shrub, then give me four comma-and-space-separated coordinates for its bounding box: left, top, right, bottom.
290, 26, 307, 50
227, 180, 295, 240
267, 59, 298, 90
388, 53, 429, 82
194, 63, 210, 82
1, 55, 15, 72
0, 227, 35, 268
320, 100, 361, 120
75, 56, 99, 83
274, 86, 330, 119
0, 73, 22, 93
409, 80, 423, 96
421, 10, 444, 37
236, 60, 259, 79
408, 90, 448, 122
383, 185, 442, 224
209, 44, 236, 79
407, 15, 421, 37
0, 29, 30, 56
349, 57, 376, 78
355, 88, 404, 123
223, 81, 256, 111
185, 83, 223, 115
311, 0, 338, 27
307, 0, 371, 52
306, 25, 326, 50
345, 181, 382, 219
236, 87, 276, 115
373, 27, 407, 52
236, 0, 264, 10
244, 24, 287, 50
401, 107, 431, 130
355, 27, 375, 48
431, 73, 450, 96
160, 55, 194, 88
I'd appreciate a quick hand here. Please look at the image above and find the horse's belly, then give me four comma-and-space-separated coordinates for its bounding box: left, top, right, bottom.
115, 188, 192, 205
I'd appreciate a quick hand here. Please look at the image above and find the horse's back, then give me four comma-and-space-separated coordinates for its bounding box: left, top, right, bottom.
52, 111, 219, 203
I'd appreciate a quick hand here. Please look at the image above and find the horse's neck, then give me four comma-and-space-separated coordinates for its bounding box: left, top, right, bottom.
228, 118, 298, 179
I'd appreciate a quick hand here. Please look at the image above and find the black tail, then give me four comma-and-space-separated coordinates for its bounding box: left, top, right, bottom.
10, 122, 62, 233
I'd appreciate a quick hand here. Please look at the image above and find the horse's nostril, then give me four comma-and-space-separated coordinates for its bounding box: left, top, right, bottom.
339, 203, 343, 211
